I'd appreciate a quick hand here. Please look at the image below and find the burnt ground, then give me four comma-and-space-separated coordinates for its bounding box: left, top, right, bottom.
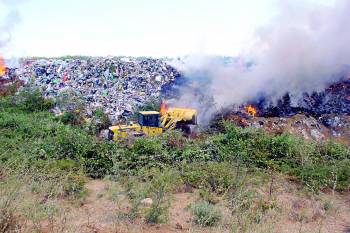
213, 78, 350, 144
257, 77, 350, 117
223, 113, 350, 144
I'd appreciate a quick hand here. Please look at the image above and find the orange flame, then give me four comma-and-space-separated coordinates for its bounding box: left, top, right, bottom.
245, 105, 257, 117
160, 101, 168, 115
0, 55, 6, 76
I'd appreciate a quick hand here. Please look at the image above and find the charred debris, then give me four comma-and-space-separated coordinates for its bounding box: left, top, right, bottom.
212, 76, 350, 144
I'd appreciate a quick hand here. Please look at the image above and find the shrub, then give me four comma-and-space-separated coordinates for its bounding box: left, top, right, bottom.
114, 137, 168, 172
145, 185, 169, 224
59, 111, 83, 126
0, 184, 20, 232
198, 189, 219, 204
62, 173, 87, 198
86, 108, 111, 135
81, 142, 114, 178
14, 87, 54, 112
1, 88, 349, 194
181, 162, 237, 193
298, 160, 350, 192
318, 141, 350, 160
144, 169, 179, 224
190, 201, 222, 226
122, 178, 148, 221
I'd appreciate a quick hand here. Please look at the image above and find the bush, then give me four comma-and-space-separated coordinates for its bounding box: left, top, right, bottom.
317, 141, 350, 160
121, 168, 178, 223
145, 185, 169, 224
181, 162, 237, 193
144, 169, 179, 223
62, 173, 87, 198
113, 137, 168, 172
85, 108, 111, 135
0, 92, 113, 179
190, 201, 222, 226
59, 111, 83, 126
81, 142, 114, 178
298, 160, 350, 192
14, 88, 54, 112
93, 109, 111, 129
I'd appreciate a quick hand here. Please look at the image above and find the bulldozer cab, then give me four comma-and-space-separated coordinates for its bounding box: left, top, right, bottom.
138, 111, 161, 127
138, 111, 163, 136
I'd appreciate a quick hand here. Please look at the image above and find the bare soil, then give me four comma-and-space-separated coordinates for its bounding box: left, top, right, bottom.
27, 179, 350, 233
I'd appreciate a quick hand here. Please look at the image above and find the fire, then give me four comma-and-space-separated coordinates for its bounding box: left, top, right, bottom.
245, 105, 257, 117
160, 101, 168, 115
0, 55, 6, 76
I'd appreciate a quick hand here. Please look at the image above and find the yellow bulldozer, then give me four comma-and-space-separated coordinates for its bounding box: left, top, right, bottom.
108, 104, 197, 141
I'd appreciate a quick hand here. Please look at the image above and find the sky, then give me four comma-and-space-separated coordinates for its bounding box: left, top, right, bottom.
0, 0, 336, 57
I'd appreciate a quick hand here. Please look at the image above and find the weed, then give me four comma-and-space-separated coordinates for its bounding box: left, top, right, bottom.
0, 181, 21, 233
62, 173, 88, 199
145, 185, 169, 224
198, 189, 220, 204
190, 201, 223, 226
323, 200, 334, 212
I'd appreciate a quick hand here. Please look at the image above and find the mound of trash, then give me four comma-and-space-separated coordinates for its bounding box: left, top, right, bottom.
1, 56, 349, 144
9, 57, 180, 122
216, 77, 350, 144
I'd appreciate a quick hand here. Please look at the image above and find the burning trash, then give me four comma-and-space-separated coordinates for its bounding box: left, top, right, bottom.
0, 56, 6, 76
245, 105, 257, 117
160, 101, 168, 115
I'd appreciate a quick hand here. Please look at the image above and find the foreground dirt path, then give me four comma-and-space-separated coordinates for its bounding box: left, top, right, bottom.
54, 180, 350, 233
62, 180, 199, 233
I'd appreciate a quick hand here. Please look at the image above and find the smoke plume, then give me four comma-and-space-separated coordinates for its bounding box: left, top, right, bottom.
170, 0, 350, 124
0, 0, 22, 52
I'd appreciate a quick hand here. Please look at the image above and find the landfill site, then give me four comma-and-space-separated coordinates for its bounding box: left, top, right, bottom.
1, 1, 350, 233
9, 57, 180, 121
0, 56, 349, 144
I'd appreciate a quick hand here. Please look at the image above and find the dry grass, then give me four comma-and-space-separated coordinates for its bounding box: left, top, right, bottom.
0, 168, 349, 233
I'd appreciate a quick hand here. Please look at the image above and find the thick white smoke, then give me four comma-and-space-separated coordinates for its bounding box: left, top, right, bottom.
0, 0, 22, 53
169, 0, 350, 124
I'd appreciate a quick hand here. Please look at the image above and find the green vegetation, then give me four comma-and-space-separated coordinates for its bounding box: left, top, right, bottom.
1, 88, 349, 190
190, 201, 223, 226
0, 88, 349, 230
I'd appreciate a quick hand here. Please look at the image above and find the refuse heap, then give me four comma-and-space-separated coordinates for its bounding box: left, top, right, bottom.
15, 57, 180, 122
214, 77, 350, 144
257, 77, 350, 117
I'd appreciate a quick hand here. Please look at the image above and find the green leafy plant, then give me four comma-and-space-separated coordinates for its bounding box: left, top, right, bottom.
190, 201, 222, 226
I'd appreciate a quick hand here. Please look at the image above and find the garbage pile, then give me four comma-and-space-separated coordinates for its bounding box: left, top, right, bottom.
14, 57, 180, 122
257, 77, 350, 117
0, 67, 23, 96
2, 56, 349, 143
212, 76, 350, 144
214, 109, 349, 144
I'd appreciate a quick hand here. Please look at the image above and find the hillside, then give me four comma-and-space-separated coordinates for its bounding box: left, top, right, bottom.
0, 89, 349, 233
